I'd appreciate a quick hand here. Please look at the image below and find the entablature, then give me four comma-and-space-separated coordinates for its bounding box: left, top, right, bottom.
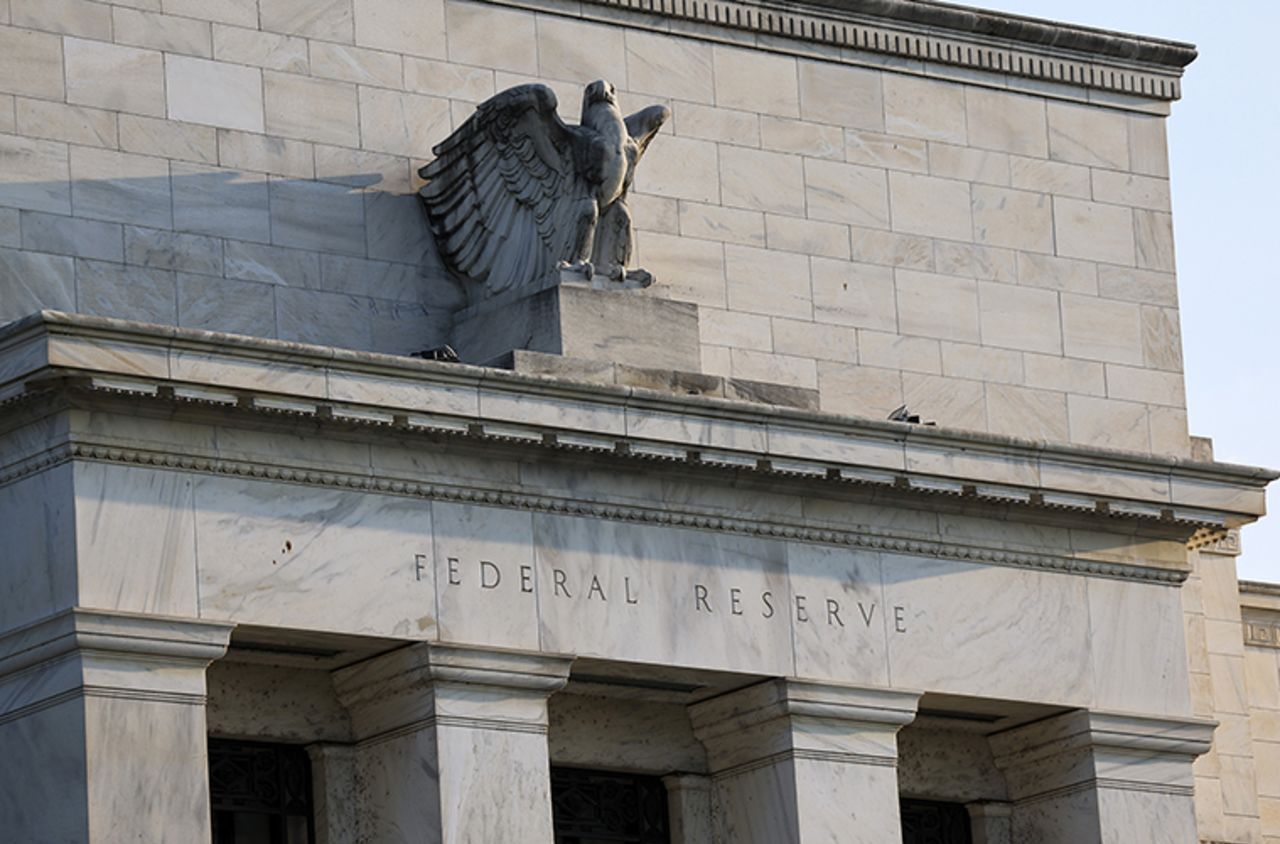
0, 312, 1273, 583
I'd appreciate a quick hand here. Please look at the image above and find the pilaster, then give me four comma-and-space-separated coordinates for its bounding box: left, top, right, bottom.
990, 709, 1215, 843
689, 679, 921, 843
0, 609, 232, 842
966, 801, 1012, 844
307, 743, 358, 844
333, 642, 574, 843
663, 773, 714, 844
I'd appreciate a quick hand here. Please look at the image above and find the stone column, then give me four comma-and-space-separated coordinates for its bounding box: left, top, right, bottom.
689, 679, 920, 843
990, 709, 1215, 843
0, 608, 232, 842
663, 773, 714, 844
333, 642, 573, 843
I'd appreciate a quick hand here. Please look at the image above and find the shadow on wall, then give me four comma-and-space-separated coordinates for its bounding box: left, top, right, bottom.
0, 168, 467, 356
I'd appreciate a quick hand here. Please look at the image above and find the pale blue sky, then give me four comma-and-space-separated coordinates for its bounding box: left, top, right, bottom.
985, 0, 1280, 582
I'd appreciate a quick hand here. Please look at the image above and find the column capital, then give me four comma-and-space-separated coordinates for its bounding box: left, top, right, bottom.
689, 678, 920, 740
0, 608, 232, 718
689, 679, 920, 773
989, 709, 1216, 801
332, 642, 574, 740
332, 644, 572, 842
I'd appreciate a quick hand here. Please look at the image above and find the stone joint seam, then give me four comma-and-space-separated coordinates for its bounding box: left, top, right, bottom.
505, 0, 1183, 101
80, 685, 207, 707
42, 440, 1187, 585
356, 715, 548, 748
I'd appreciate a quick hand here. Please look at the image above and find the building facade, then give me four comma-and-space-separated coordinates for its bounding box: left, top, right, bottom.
0, 0, 1276, 841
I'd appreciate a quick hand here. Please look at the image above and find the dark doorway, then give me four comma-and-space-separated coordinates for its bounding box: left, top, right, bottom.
551, 766, 671, 844
901, 798, 973, 844
209, 739, 315, 844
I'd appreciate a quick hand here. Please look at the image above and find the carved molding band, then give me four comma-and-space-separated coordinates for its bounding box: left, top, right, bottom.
556, 0, 1190, 100
48, 440, 1186, 585
1017, 778, 1195, 806
1196, 528, 1242, 555
714, 748, 898, 780
1, 376, 1236, 535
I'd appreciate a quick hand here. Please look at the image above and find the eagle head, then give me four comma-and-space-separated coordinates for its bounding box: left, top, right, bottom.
582, 79, 618, 114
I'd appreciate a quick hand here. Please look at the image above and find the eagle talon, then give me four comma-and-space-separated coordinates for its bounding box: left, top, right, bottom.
557, 260, 595, 281
624, 268, 654, 288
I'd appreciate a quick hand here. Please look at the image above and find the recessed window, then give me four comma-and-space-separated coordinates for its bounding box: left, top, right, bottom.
551, 766, 670, 844
209, 739, 315, 844
901, 798, 973, 844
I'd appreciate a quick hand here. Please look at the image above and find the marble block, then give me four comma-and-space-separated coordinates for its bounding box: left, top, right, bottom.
449, 278, 700, 371
506, 348, 820, 409
194, 475, 438, 639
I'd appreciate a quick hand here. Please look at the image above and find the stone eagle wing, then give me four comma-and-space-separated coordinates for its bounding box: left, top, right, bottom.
419, 84, 588, 296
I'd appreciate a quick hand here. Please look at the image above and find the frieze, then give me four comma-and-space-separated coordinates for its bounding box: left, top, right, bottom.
428, 554, 909, 632
1243, 615, 1280, 650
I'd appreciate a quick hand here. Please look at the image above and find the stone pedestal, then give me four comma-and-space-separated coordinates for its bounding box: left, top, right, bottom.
689, 680, 920, 844
333, 643, 573, 843
990, 710, 1215, 843
449, 277, 700, 370
0, 609, 232, 842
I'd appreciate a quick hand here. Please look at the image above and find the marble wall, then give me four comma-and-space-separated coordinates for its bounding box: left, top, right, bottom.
0, 0, 1190, 455
1184, 539, 1280, 844
57, 457, 1193, 717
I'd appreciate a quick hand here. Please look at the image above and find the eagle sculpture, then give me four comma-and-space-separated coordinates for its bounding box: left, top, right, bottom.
418, 80, 670, 299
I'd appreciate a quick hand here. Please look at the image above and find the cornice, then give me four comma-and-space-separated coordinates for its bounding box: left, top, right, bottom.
0, 609, 234, 720
0, 437, 1191, 585
532, 0, 1193, 102
1240, 580, 1280, 598
803, 0, 1195, 68
1, 311, 1272, 497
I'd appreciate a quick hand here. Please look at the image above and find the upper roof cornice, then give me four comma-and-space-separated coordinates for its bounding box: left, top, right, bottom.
566, 0, 1196, 101
816, 0, 1196, 67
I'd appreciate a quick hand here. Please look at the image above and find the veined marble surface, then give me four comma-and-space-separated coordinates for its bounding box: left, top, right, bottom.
194, 474, 436, 638
82, 463, 1199, 713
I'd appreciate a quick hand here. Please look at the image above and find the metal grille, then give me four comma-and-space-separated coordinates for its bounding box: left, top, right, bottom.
209, 739, 314, 844
901, 799, 973, 844
551, 766, 670, 844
